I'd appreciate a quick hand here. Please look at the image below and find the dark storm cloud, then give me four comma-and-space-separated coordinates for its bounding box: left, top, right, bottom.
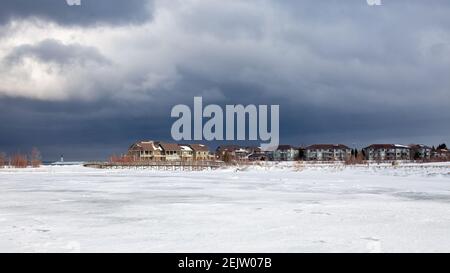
4, 39, 110, 66
0, 0, 152, 26
0, 97, 172, 161
0, 0, 450, 160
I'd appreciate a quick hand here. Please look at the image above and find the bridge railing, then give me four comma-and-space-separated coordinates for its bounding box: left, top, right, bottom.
84, 160, 227, 170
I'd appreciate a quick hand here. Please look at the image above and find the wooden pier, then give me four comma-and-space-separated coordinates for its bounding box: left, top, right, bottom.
84, 161, 227, 171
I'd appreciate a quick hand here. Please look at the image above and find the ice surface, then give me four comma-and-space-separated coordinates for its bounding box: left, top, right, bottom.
0, 163, 449, 253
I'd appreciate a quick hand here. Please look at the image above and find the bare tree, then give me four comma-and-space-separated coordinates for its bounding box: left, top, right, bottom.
11, 154, 28, 168
31, 147, 42, 168
109, 154, 136, 164
0, 152, 6, 168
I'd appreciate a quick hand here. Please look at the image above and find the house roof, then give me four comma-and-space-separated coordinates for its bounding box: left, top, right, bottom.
130, 141, 161, 151
409, 144, 432, 150
277, 145, 297, 150
216, 145, 241, 152
306, 144, 350, 150
245, 146, 262, 153
248, 153, 267, 159
364, 144, 411, 150
158, 142, 181, 151
365, 144, 394, 149
179, 145, 193, 152
189, 144, 210, 152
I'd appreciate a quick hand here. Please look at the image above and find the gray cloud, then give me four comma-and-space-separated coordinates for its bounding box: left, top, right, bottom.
0, 0, 153, 26
4, 39, 110, 66
0, 0, 449, 160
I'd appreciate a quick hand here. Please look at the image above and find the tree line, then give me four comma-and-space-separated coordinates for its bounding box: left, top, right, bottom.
0, 148, 42, 168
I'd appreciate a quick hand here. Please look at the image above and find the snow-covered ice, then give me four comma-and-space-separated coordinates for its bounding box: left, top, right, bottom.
0, 163, 449, 253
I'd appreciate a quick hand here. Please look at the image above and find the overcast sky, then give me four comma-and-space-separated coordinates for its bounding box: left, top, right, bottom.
0, 0, 449, 161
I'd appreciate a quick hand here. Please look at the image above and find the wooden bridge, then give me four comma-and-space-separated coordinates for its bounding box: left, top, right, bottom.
84, 161, 227, 171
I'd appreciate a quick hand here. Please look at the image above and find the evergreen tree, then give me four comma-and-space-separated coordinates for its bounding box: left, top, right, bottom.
414, 151, 421, 160
437, 143, 447, 150
298, 149, 305, 160
223, 151, 232, 163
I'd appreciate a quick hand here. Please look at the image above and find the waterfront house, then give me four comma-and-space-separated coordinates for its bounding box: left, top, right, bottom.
305, 144, 351, 161
409, 144, 432, 160
432, 148, 449, 161
158, 142, 182, 161
189, 144, 210, 161
179, 145, 194, 161
363, 144, 411, 161
267, 145, 299, 161
128, 141, 163, 161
